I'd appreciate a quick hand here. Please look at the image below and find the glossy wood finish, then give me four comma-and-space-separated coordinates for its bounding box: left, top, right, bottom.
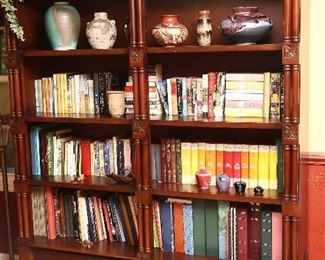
6, 0, 303, 259
25, 113, 133, 125
29, 176, 135, 193
153, 249, 218, 259
152, 182, 282, 205
149, 116, 282, 129
21, 49, 129, 57
28, 236, 137, 259
147, 44, 282, 54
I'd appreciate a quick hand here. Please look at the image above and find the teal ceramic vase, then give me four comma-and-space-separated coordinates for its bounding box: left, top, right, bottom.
45, 2, 80, 50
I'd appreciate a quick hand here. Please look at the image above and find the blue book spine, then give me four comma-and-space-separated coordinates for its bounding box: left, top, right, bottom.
104, 141, 109, 176
155, 144, 162, 182
218, 201, 229, 259
30, 126, 41, 176
161, 201, 174, 252
183, 204, 194, 255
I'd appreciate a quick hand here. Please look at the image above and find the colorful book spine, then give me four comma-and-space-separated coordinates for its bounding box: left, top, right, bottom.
216, 144, 224, 175
192, 199, 206, 256
181, 142, 192, 184
249, 145, 259, 188
224, 144, 234, 186
183, 204, 194, 255
258, 145, 270, 189
269, 145, 278, 190
190, 142, 199, 184
271, 212, 282, 260
240, 144, 249, 185
233, 144, 241, 183
261, 211, 272, 259
205, 143, 216, 185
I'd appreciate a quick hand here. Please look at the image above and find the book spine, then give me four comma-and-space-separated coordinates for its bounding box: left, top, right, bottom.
226, 73, 265, 82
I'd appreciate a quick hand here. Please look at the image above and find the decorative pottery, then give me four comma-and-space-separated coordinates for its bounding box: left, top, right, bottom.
107, 90, 125, 117
152, 15, 188, 46
197, 10, 212, 46
86, 12, 117, 49
219, 6, 273, 45
45, 2, 80, 50
216, 173, 230, 192
195, 168, 212, 190
234, 181, 247, 194
254, 185, 264, 195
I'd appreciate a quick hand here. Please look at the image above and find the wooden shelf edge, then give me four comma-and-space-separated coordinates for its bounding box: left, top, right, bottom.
147, 44, 282, 54
24, 236, 137, 259
24, 113, 133, 125
149, 115, 282, 129
151, 182, 282, 205
28, 176, 135, 193
21, 48, 129, 57
153, 249, 218, 259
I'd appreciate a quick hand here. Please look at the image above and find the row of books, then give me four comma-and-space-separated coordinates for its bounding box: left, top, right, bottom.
156, 72, 225, 118
30, 126, 132, 177
153, 72, 283, 118
125, 64, 163, 115
34, 72, 126, 115
151, 139, 283, 190
152, 198, 282, 259
31, 187, 138, 245
224, 72, 283, 118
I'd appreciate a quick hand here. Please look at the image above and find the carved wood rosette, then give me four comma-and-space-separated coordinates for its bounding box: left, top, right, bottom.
129, 46, 145, 67
283, 123, 299, 145
282, 43, 299, 65
133, 120, 148, 140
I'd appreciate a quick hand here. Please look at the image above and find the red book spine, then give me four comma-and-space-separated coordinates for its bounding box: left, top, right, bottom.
103, 201, 114, 242
45, 187, 56, 240
208, 72, 216, 118
237, 207, 248, 260
81, 140, 91, 176
160, 139, 167, 183
223, 144, 234, 185
233, 145, 241, 183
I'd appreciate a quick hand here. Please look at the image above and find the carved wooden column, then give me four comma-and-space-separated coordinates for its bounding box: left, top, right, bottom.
282, 0, 301, 259
133, 0, 153, 258
5, 18, 32, 242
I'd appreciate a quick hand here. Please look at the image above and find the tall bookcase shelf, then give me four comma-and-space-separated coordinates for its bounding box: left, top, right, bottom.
6, 0, 305, 259
151, 183, 282, 205
21, 49, 129, 57
147, 44, 282, 54
29, 236, 138, 260
25, 114, 134, 125
29, 176, 135, 193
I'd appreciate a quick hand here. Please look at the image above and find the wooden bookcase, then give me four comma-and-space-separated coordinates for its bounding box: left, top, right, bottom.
5, 0, 305, 259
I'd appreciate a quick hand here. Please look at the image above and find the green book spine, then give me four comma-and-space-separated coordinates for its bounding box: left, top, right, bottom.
261, 210, 272, 259
193, 199, 206, 256
205, 200, 218, 257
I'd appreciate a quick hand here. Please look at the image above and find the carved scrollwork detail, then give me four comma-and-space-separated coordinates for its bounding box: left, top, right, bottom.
137, 252, 152, 260
282, 43, 299, 64
133, 120, 146, 139
4, 50, 21, 69
284, 124, 298, 139
129, 47, 144, 67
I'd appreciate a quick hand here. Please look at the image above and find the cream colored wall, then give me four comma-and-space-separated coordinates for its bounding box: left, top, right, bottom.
300, 0, 325, 153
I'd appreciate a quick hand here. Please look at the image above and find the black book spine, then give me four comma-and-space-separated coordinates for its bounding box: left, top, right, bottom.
176, 77, 183, 115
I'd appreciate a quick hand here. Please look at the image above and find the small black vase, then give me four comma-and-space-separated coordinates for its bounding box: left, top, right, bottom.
234, 181, 246, 194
